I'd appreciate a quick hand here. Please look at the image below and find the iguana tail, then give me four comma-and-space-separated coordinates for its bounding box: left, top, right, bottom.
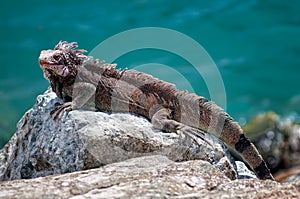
174, 91, 274, 180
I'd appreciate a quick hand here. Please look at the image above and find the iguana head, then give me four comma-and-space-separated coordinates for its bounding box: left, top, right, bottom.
39, 41, 87, 80
39, 41, 87, 98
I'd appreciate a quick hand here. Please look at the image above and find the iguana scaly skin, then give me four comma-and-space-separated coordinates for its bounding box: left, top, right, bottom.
38, 41, 274, 180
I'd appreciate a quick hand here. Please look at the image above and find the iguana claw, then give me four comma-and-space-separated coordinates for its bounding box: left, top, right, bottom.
177, 125, 212, 147
50, 102, 73, 120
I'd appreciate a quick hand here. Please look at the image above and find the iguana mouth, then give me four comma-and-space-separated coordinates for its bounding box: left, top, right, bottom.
39, 61, 70, 77
39, 60, 57, 67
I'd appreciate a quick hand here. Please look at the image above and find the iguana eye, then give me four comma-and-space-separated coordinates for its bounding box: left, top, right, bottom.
53, 54, 61, 61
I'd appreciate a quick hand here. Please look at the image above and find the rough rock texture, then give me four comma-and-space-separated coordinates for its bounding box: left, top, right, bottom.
0, 155, 299, 199
0, 89, 238, 182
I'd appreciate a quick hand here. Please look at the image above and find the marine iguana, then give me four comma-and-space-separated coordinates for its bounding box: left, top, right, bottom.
38, 41, 274, 180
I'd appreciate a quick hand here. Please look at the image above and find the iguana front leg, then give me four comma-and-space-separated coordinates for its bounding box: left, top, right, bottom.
51, 82, 96, 119
151, 107, 210, 146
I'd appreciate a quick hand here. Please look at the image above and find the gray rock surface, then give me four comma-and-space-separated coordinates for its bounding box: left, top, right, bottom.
0, 89, 237, 181
235, 161, 257, 179
0, 155, 299, 199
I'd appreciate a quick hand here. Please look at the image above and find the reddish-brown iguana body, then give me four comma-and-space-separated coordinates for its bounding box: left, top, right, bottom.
38, 41, 274, 180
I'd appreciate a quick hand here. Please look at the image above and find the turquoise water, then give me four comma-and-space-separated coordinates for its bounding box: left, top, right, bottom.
1, 0, 300, 148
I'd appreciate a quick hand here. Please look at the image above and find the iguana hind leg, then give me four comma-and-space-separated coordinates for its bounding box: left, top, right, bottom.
151, 107, 211, 146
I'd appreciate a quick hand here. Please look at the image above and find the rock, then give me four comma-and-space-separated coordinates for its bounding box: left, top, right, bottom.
274, 166, 300, 182
0, 89, 237, 181
235, 161, 256, 179
0, 155, 299, 199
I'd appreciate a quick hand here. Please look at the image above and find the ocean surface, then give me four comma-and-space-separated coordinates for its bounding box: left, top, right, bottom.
0, 0, 300, 148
